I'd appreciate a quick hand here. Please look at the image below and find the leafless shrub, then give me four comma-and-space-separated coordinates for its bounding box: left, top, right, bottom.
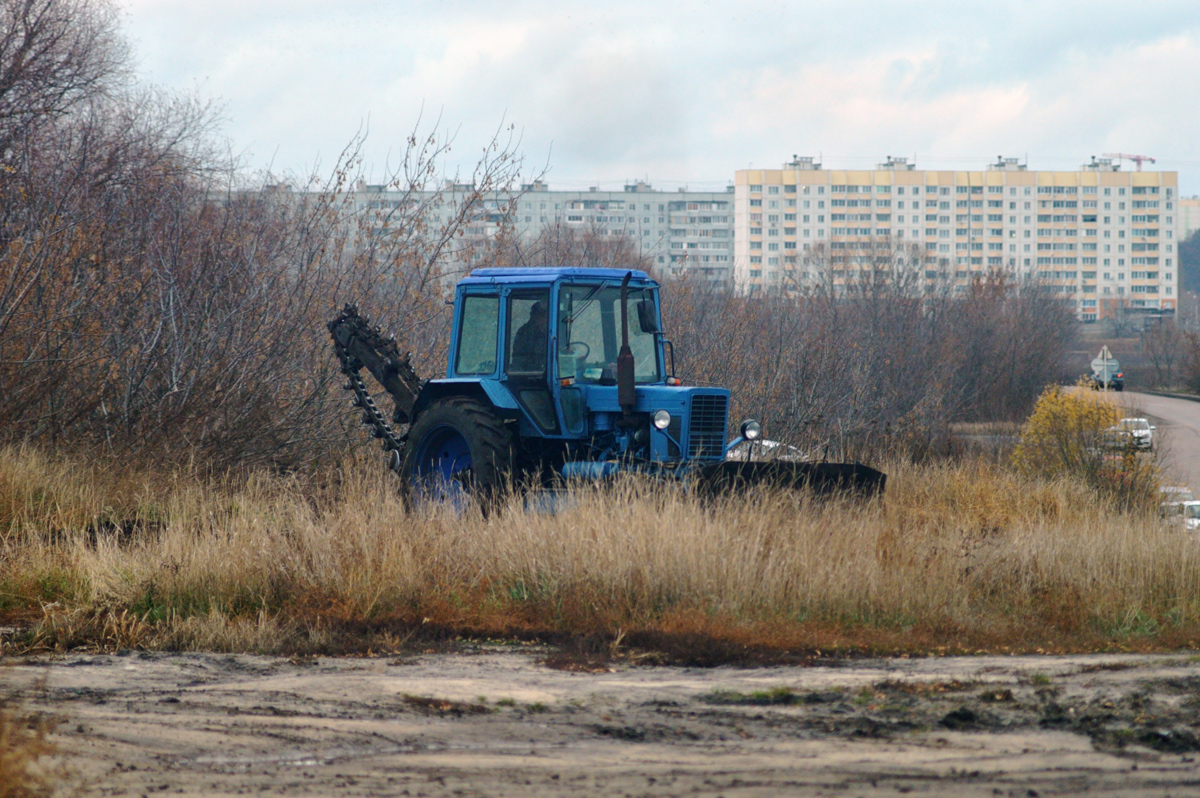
663, 247, 1075, 461
485, 217, 653, 272
0, 1, 536, 468
1142, 320, 1183, 388
1179, 331, 1200, 394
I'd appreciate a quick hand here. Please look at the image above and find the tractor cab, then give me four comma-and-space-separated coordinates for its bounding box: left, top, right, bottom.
430, 267, 730, 472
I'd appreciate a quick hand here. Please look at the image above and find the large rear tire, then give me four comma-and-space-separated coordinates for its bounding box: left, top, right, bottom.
401, 397, 515, 507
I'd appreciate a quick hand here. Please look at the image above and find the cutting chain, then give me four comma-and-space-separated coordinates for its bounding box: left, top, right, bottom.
327, 304, 423, 471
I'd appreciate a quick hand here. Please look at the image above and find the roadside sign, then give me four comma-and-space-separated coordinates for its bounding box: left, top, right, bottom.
1091, 345, 1119, 388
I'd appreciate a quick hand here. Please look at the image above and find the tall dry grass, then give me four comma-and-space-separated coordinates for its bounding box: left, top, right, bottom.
2, 445, 1199, 658
0, 700, 56, 798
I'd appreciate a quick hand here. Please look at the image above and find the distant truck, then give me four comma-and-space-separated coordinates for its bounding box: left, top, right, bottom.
1089, 348, 1123, 391
1089, 369, 1124, 391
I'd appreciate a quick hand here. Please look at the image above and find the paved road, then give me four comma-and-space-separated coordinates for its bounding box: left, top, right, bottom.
1123, 391, 1200, 490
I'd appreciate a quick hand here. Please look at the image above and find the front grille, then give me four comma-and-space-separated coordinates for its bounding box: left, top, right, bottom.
687, 394, 728, 459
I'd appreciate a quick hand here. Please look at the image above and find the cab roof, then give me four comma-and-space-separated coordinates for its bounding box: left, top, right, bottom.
459, 267, 654, 287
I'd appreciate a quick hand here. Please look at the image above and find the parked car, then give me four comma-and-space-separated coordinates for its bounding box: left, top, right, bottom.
1160, 486, 1195, 519
1175, 500, 1200, 531
1104, 417, 1155, 450
1089, 370, 1124, 391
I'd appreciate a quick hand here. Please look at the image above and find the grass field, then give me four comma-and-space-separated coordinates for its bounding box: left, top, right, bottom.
2, 444, 1199, 661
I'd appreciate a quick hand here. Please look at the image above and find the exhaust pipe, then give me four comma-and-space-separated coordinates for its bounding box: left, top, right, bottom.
617, 271, 636, 427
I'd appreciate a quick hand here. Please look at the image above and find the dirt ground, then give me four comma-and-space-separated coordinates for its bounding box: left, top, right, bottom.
5, 647, 1200, 797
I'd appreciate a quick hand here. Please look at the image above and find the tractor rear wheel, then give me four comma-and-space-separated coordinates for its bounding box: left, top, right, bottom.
400, 397, 515, 507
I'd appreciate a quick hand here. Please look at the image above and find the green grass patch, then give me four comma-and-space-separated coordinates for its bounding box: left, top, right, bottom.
702, 686, 801, 706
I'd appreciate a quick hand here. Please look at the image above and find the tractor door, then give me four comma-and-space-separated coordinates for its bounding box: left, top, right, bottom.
503, 289, 559, 434
452, 292, 500, 376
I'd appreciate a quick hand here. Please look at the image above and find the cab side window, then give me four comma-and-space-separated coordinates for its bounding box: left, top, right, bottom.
455, 294, 499, 375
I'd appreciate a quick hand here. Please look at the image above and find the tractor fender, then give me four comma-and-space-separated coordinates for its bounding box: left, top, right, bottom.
411, 378, 518, 420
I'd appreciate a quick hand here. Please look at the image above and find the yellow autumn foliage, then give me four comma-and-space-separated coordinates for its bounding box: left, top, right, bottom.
1013, 385, 1119, 474
1012, 384, 1157, 507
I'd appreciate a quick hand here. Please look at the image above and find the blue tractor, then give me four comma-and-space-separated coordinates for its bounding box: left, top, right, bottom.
329, 267, 884, 501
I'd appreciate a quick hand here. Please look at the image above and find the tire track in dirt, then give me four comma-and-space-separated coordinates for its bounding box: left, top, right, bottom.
6, 648, 1200, 796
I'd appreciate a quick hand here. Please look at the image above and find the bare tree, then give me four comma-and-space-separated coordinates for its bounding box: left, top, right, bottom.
1142, 320, 1183, 388
1108, 300, 1136, 338
0, 1, 539, 468
663, 240, 1074, 462
484, 218, 652, 273
0, 0, 125, 149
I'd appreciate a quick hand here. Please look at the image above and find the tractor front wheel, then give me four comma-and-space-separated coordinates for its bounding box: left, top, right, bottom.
400, 397, 515, 507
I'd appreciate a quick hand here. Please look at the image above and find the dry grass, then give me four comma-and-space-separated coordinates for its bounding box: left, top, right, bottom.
0, 699, 57, 798
2, 445, 1200, 661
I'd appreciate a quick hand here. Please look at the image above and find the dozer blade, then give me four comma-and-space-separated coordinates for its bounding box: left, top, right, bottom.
695, 461, 886, 498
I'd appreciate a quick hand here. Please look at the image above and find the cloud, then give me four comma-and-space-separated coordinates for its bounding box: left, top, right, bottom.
709, 29, 1200, 180
116, 0, 1200, 191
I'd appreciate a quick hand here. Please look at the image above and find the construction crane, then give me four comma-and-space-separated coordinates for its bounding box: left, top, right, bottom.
1103, 153, 1157, 171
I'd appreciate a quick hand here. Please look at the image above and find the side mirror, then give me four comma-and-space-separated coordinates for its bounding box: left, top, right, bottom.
636, 298, 659, 334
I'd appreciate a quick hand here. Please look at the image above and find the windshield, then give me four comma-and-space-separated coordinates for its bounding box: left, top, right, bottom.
1120, 419, 1149, 431
556, 285, 660, 384
1186, 504, 1200, 520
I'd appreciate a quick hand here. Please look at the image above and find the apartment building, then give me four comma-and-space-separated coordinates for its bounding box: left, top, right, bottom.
734, 157, 1181, 321
351, 180, 736, 282
1179, 196, 1200, 241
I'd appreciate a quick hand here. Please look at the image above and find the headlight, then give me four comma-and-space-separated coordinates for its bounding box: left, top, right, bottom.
741, 419, 762, 441
653, 410, 671, 430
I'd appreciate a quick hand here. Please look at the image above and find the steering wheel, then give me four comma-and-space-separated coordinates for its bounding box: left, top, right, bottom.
566, 341, 591, 360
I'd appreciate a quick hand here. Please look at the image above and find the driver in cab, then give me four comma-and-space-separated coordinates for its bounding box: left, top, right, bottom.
510, 300, 547, 373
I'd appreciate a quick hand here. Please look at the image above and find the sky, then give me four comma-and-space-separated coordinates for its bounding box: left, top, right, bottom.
119, 0, 1200, 194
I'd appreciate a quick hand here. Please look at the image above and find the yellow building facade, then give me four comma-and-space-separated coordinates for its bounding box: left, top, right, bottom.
734, 157, 1180, 321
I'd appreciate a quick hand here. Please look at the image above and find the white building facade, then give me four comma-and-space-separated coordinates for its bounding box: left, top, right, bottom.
351, 180, 736, 282
734, 157, 1181, 321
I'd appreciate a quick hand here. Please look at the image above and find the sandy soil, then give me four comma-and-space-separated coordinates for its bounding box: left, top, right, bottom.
5, 647, 1200, 796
